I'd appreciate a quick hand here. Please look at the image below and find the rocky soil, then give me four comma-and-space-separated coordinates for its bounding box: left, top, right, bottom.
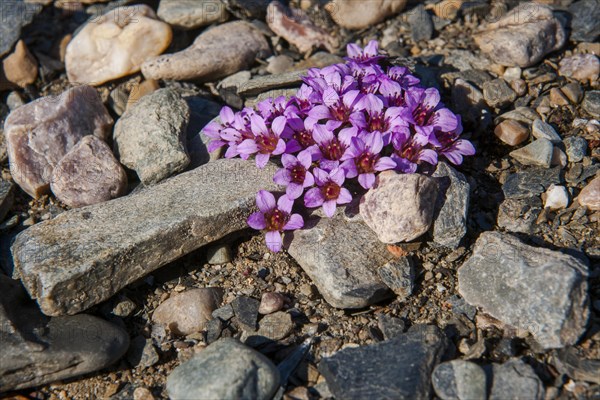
0, 0, 599, 399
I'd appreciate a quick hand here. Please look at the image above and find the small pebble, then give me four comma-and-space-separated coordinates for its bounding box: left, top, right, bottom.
542, 184, 569, 210
258, 292, 286, 315
564, 136, 588, 163
494, 120, 529, 146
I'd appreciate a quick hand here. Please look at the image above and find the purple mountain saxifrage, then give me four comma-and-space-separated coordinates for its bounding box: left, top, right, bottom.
205, 41, 476, 252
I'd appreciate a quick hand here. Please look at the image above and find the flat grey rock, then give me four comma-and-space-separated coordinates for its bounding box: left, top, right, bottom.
431, 162, 470, 248
564, 136, 588, 163
319, 325, 447, 400
114, 88, 190, 185
497, 196, 542, 234
458, 231, 589, 349
0, 275, 129, 392
509, 138, 554, 168
409, 4, 434, 42
238, 70, 306, 97
157, 0, 229, 30
0, 1, 42, 57
569, 0, 600, 42
12, 159, 278, 316
531, 119, 561, 143
432, 360, 487, 400
166, 338, 280, 400
582, 90, 600, 118
483, 78, 516, 108
287, 215, 393, 309
489, 358, 545, 400
502, 167, 562, 199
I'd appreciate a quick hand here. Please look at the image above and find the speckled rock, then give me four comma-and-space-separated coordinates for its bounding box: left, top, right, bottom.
509, 138, 554, 167
66, 5, 172, 85
166, 338, 280, 400
142, 21, 271, 82
11, 159, 279, 316
474, 3, 566, 67
157, 0, 229, 29
4, 85, 113, 198
0, 0, 42, 57
50, 135, 127, 208
490, 359, 545, 400
432, 360, 487, 400
327, 0, 407, 30
458, 231, 589, 349
559, 54, 599, 83
360, 171, 438, 243
287, 215, 393, 309
113, 88, 190, 185
153, 288, 223, 336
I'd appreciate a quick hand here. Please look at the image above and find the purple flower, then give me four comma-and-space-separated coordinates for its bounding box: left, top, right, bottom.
237, 115, 287, 168
309, 88, 364, 124
204, 106, 236, 152
341, 131, 396, 189
273, 150, 315, 199
352, 93, 404, 141
346, 40, 385, 65
391, 127, 438, 173
309, 124, 355, 169
387, 66, 420, 88
247, 191, 304, 253
304, 167, 352, 217
433, 117, 476, 165
404, 88, 459, 144
257, 96, 299, 121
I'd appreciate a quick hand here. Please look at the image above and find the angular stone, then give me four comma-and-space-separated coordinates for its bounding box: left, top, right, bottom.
432, 360, 487, 400
502, 167, 562, 199
509, 138, 554, 167
142, 21, 271, 82
458, 231, 589, 349
328, 0, 407, 30
542, 184, 569, 210
0, 0, 42, 57
559, 54, 599, 82
50, 135, 127, 208
114, 88, 190, 185
494, 120, 530, 146
0, 180, 15, 222
560, 82, 583, 104
409, 4, 434, 42
153, 288, 223, 336
206, 244, 232, 265
127, 335, 159, 368
497, 196, 543, 234
564, 136, 588, 163
157, 0, 229, 30
582, 90, 600, 118
287, 215, 393, 309
495, 107, 540, 126
222, 0, 270, 19
267, 1, 337, 53
319, 325, 447, 400
550, 347, 600, 385
531, 119, 561, 143
238, 70, 306, 97
474, 3, 566, 67
2, 40, 38, 88
377, 257, 414, 301
255, 311, 293, 340
490, 359, 545, 400
360, 171, 438, 243
166, 338, 280, 400
231, 296, 260, 331
377, 314, 405, 340
66, 5, 172, 86
0, 275, 129, 392
578, 175, 600, 210
126, 79, 160, 110
12, 159, 279, 316
482, 78, 516, 108
431, 162, 470, 249
568, 0, 600, 42
4, 85, 113, 198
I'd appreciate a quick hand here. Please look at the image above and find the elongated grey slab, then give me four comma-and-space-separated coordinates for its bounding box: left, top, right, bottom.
238, 70, 306, 97
12, 159, 278, 316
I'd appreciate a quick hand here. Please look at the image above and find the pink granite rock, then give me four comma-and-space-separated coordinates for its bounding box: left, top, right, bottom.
360, 172, 439, 243
267, 1, 338, 53
4, 85, 113, 198
578, 175, 600, 211
51, 136, 127, 208
559, 54, 600, 83
474, 3, 566, 67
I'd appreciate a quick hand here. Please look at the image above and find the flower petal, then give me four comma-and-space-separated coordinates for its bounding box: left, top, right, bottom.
304, 187, 324, 208
281, 153, 297, 169
277, 194, 294, 213
265, 231, 283, 253
256, 190, 276, 213
284, 214, 304, 230
358, 173, 376, 189
341, 159, 358, 178
272, 116, 287, 136
286, 182, 304, 199
237, 139, 259, 155
247, 211, 267, 230
312, 167, 329, 186
250, 115, 268, 136
338, 188, 353, 204
273, 168, 291, 185
374, 156, 397, 171
322, 200, 337, 217
303, 172, 315, 188
329, 168, 345, 186
256, 153, 270, 168
297, 150, 312, 168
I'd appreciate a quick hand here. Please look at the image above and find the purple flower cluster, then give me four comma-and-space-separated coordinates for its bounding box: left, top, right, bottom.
206, 40, 475, 252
